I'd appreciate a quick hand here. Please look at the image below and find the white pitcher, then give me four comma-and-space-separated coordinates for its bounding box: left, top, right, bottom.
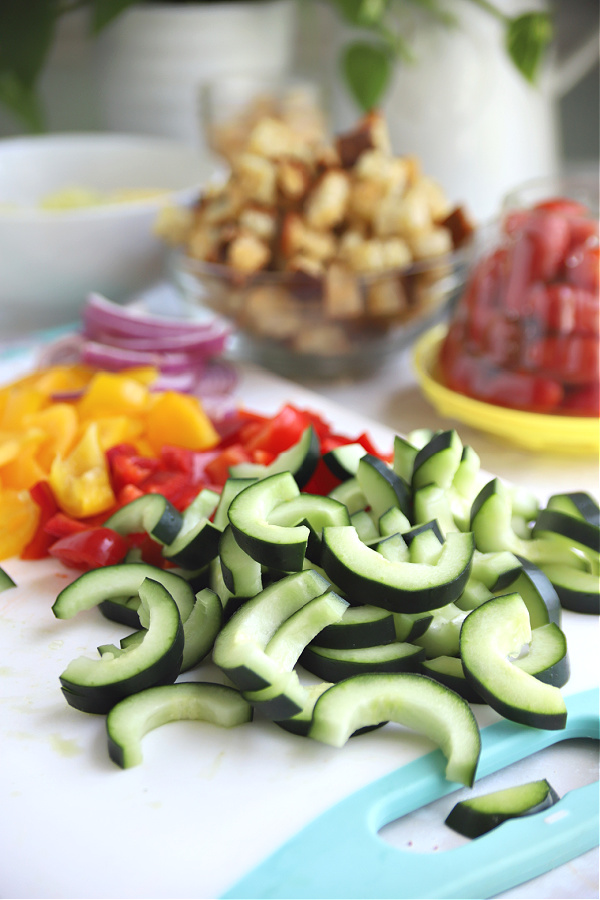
314, 0, 599, 221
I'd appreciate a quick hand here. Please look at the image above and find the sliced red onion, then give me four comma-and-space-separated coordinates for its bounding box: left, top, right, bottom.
36, 334, 85, 369
79, 340, 209, 375
84, 292, 227, 339
81, 324, 229, 356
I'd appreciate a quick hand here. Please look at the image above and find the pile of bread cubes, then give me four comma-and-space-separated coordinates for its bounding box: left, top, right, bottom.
160, 110, 473, 358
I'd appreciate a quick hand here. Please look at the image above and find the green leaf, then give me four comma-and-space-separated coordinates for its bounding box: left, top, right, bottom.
0, 0, 57, 88
90, 0, 141, 34
0, 72, 46, 132
341, 40, 392, 111
505, 11, 553, 84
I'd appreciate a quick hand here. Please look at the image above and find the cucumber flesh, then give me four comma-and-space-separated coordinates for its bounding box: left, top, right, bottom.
420, 656, 483, 704
547, 491, 600, 526
309, 672, 481, 786
321, 525, 474, 612
512, 622, 570, 687
539, 563, 600, 615
59, 578, 184, 714
228, 471, 308, 572
312, 604, 397, 650
460, 592, 567, 730
52, 562, 195, 623
229, 425, 319, 489
212, 569, 331, 691
106, 682, 252, 768
445, 778, 560, 838
300, 640, 425, 681
103, 493, 182, 544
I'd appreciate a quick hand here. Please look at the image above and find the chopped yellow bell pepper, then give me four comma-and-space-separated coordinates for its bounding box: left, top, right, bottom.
145, 391, 219, 453
0, 488, 39, 560
76, 372, 151, 420
49, 422, 116, 518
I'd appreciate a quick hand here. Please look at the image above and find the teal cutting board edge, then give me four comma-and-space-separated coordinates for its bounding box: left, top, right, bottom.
221, 687, 600, 900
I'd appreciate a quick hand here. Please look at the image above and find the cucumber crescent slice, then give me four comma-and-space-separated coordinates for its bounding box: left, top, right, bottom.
59, 578, 184, 714
445, 778, 560, 838
460, 592, 567, 730
106, 682, 253, 768
321, 525, 474, 612
309, 671, 481, 786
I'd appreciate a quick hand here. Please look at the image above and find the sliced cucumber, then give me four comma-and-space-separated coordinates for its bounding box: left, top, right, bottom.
106, 682, 252, 768
547, 491, 600, 526
327, 477, 367, 515
470, 479, 587, 571
52, 562, 195, 623
512, 622, 570, 687
460, 592, 567, 730
378, 505, 412, 537
229, 425, 319, 489
393, 610, 433, 642
412, 429, 463, 491
321, 525, 474, 612
228, 471, 308, 572
413, 603, 468, 658
212, 569, 331, 692
376, 532, 410, 563
243, 589, 348, 720
403, 521, 445, 565
539, 563, 600, 615
322, 443, 367, 481
60, 578, 184, 714
413, 484, 456, 535
392, 433, 419, 483
103, 493, 182, 545
351, 509, 380, 545
219, 525, 262, 598
309, 672, 481, 786
356, 453, 411, 520
212, 477, 257, 531
532, 508, 599, 573
273, 682, 333, 737
420, 655, 483, 704
300, 640, 425, 681
0, 565, 16, 592
445, 778, 559, 838
311, 604, 397, 650
496, 555, 562, 628
98, 595, 142, 629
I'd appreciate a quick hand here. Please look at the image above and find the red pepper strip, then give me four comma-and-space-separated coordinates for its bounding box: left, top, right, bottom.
49, 526, 130, 571
44, 512, 101, 538
20, 481, 59, 560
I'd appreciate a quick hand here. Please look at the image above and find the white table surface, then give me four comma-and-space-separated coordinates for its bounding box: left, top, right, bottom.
1, 322, 598, 900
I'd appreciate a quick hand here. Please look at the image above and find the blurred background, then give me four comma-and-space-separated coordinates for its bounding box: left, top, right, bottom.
0, 0, 597, 221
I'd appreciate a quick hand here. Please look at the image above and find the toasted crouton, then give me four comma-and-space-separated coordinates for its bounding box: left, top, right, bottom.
304, 169, 350, 230
233, 153, 277, 205
226, 231, 271, 273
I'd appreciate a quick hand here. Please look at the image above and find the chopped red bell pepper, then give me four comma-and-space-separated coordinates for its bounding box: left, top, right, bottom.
21, 481, 59, 560
48, 526, 130, 571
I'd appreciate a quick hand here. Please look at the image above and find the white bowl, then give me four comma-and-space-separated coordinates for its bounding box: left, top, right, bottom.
0, 133, 210, 338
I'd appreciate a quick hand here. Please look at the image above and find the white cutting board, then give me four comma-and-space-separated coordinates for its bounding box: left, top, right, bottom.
1, 360, 598, 900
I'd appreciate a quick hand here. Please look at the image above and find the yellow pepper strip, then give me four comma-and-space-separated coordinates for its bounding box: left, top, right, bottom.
0, 488, 39, 560
87, 415, 146, 452
49, 422, 116, 518
145, 391, 220, 453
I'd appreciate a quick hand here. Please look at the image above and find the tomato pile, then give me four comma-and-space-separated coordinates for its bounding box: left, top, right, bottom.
440, 196, 599, 415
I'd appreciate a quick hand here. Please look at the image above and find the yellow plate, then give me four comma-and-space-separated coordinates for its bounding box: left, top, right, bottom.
413, 325, 600, 455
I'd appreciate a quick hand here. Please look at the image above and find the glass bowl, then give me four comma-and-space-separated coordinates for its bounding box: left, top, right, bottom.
432, 173, 599, 418
171, 243, 473, 380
